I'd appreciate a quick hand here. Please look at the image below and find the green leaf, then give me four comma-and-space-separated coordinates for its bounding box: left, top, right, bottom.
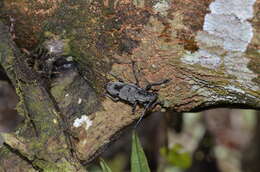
160, 144, 192, 169
131, 131, 151, 172
100, 158, 113, 172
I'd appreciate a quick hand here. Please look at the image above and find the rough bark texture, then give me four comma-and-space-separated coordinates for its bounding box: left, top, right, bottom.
0, 0, 259, 171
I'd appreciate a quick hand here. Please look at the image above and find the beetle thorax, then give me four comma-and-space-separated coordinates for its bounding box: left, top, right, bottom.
135, 90, 157, 103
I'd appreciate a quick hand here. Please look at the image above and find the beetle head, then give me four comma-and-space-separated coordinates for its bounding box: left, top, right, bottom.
106, 82, 125, 96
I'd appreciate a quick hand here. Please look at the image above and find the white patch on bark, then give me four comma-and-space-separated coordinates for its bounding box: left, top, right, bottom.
78, 98, 82, 104
66, 56, 73, 61
203, 14, 253, 52
44, 39, 65, 55
153, 0, 170, 16
73, 115, 93, 130
182, 50, 222, 69
209, 0, 255, 21
181, 0, 258, 90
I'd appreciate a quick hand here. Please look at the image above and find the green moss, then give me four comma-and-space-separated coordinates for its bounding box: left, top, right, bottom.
33, 158, 78, 172
15, 81, 29, 116
51, 73, 75, 98
0, 146, 11, 157
0, 43, 15, 70
44, 31, 57, 39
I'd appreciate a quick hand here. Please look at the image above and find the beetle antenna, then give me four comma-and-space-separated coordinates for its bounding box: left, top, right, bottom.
134, 102, 151, 128
145, 79, 171, 90
109, 72, 125, 82
134, 100, 160, 128
134, 110, 146, 128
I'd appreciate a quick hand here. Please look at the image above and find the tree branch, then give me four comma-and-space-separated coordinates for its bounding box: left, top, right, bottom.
0, 0, 259, 170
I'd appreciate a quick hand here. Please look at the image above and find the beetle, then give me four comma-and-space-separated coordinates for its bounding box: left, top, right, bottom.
106, 61, 170, 127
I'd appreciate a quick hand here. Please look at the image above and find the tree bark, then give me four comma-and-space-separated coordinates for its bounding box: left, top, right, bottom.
0, 0, 259, 170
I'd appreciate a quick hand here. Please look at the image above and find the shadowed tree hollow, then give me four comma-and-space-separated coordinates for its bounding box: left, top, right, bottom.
0, 0, 259, 171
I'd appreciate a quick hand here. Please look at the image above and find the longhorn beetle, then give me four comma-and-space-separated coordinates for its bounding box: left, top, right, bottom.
106, 61, 170, 127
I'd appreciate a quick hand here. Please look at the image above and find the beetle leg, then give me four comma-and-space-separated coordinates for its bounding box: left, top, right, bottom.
149, 101, 159, 110
145, 79, 171, 90
134, 101, 153, 128
106, 94, 120, 101
109, 72, 125, 82
131, 61, 140, 87
132, 102, 138, 114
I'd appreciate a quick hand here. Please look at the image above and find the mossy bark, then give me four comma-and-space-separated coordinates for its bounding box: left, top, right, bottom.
0, 0, 259, 171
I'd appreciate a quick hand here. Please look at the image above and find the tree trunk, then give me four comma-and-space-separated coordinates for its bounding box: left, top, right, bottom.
242, 111, 260, 172
0, 0, 259, 171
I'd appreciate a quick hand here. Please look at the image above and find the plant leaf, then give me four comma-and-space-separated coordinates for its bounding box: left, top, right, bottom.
100, 158, 112, 172
131, 131, 151, 172
160, 144, 192, 169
